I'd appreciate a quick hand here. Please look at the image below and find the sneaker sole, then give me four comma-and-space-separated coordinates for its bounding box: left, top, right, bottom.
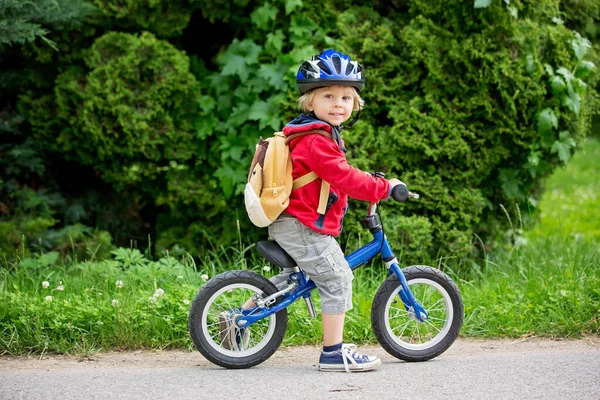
218, 313, 233, 350
319, 358, 382, 372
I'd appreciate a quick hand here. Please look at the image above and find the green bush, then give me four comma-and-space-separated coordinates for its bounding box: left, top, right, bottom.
332, 1, 598, 262
3, 0, 598, 265
26, 31, 198, 187
180, 0, 597, 264
4, 28, 199, 260
90, 0, 197, 37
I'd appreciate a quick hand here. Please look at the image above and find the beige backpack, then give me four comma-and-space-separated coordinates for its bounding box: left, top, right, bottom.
244, 130, 332, 227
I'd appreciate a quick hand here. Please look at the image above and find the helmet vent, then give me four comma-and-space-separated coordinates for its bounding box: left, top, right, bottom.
345, 62, 355, 75
316, 60, 331, 75
332, 56, 342, 74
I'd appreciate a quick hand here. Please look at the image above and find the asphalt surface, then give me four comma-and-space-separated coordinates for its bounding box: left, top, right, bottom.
1, 338, 599, 399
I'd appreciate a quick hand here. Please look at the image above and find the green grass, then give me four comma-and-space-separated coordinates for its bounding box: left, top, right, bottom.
459, 237, 599, 337
1, 138, 599, 355
530, 136, 600, 241
0, 252, 202, 354
459, 137, 600, 338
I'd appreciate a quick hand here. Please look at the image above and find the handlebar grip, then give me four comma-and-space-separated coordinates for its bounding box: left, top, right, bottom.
391, 184, 409, 202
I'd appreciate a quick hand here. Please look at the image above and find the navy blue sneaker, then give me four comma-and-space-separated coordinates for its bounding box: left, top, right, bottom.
219, 309, 250, 351
319, 344, 381, 372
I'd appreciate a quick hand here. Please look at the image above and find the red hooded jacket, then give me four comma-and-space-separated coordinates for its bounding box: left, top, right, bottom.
282, 114, 390, 236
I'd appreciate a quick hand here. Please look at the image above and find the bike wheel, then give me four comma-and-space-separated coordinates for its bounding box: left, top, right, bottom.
188, 270, 288, 369
371, 265, 463, 362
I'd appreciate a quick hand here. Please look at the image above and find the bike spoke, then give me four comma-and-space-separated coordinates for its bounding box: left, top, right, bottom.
420, 286, 436, 304
423, 319, 442, 333
414, 324, 422, 343
395, 318, 414, 338
425, 306, 447, 313
426, 316, 447, 322
389, 301, 442, 344
427, 297, 444, 310
206, 320, 222, 329
390, 305, 409, 320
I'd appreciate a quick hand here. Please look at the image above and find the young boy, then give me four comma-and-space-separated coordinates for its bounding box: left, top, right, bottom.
264, 49, 401, 372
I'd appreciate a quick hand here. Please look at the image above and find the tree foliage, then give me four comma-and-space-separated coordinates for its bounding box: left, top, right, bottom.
334, 1, 598, 259
25, 31, 198, 187
0, 0, 597, 265
90, 0, 199, 37
0, 0, 95, 48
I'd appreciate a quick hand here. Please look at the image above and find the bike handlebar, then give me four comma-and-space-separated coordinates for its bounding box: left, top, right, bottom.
391, 183, 420, 202
370, 172, 419, 203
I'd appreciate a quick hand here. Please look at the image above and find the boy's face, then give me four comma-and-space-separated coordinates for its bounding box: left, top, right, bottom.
307, 86, 355, 126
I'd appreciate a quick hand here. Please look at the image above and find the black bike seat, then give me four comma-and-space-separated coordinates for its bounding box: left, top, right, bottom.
257, 241, 296, 270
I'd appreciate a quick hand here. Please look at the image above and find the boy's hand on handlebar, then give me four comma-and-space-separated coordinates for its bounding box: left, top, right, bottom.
388, 178, 404, 188
388, 179, 420, 202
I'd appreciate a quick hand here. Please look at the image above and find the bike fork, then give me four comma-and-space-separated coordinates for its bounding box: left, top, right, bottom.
388, 263, 429, 322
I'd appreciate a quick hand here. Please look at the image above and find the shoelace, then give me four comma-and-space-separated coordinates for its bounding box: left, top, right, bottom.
340, 343, 365, 373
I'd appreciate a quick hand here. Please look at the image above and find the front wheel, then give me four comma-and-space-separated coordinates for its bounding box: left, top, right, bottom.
371, 265, 464, 362
188, 270, 288, 369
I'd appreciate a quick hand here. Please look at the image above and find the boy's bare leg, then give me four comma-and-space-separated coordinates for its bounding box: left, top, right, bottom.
322, 313, 345, 346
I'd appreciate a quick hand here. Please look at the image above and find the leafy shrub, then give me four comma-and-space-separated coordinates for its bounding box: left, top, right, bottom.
0, 0, 96, 47
90, 0, 197, 37
19, 31, 207, 255
0, 140, 115, 261
31, 31, 198, 186
331, 1, 599, 262
172, 0, 596, 264
5, 0, 599, 266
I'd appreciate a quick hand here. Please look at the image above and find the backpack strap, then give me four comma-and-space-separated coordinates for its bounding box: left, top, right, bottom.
292, 172, 330, 213
317, 181, 331, 214
292, 171, 318, 190
287, 129, 334, 190
286, 129, 334, 216
292, 172, 331, 215
285, 129, 333, 145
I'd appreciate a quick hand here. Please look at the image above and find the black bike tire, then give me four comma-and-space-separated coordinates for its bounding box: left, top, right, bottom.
371, 265, 464, 362
188, 270, 288, 369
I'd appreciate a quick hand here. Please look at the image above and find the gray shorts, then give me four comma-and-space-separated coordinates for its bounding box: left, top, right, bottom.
267, 214, 353, 314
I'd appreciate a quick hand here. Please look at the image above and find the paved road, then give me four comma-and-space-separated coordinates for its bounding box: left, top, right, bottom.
1, 338, 599, 399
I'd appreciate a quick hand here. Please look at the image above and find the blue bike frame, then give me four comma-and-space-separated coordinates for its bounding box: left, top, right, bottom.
237, 203, 429, 328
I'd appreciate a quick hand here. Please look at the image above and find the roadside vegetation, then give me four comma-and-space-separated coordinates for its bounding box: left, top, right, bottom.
461, 136, 600, 338
1, 138, 598, 355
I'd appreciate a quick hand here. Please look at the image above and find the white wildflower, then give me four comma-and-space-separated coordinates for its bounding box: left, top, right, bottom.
262, 265, 271, 272
148, 296, 157, 304
45, 296, 53, 302
177, 275, 184, 280
183, 299, 190, 305
56, 285, 64, 291
154, 288, 164, 297
112, 299, 119, 307
115, 280, 124, 289
201, 274, 209, 282
42, 281, 50, 289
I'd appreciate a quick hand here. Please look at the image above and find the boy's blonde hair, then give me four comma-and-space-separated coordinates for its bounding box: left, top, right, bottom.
297, 86, 364, 113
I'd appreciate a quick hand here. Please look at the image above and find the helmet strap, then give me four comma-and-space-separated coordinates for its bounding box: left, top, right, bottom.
341, 109, 361, 130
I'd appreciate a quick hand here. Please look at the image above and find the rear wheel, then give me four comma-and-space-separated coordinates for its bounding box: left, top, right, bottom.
188, 270, 288, 369
371, 266, 463, 362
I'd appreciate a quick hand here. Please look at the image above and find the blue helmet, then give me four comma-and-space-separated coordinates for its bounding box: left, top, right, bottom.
296, 49, 365, 94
